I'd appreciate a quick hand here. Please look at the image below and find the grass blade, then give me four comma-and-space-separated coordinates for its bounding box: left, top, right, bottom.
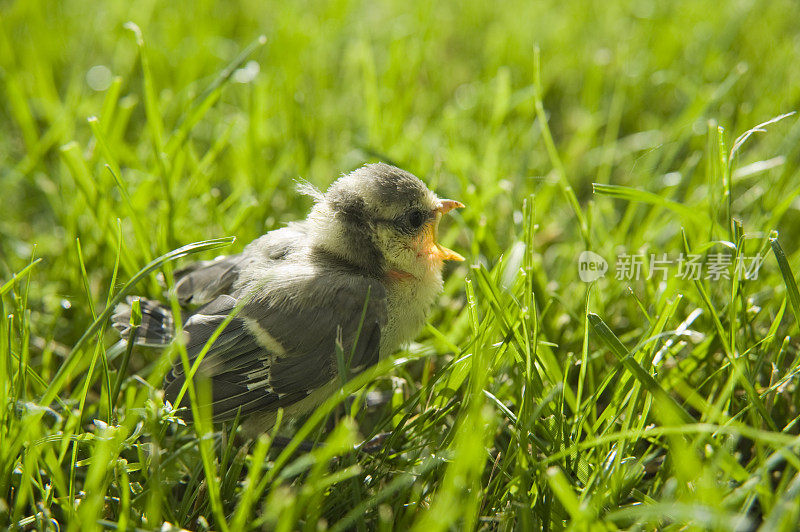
533, 46, 590, 245
770, 235, 800, 331
592, 183, 711, 226
588, 312, 693, 424
40, 237, 235, 407
0, 259, 42, 296
165, 35, 267, 158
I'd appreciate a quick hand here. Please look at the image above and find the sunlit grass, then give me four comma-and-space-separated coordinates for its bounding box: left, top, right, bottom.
2, 0, 800, 529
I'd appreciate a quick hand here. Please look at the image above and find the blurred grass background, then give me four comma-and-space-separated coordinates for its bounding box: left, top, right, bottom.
3, 0, 800, 529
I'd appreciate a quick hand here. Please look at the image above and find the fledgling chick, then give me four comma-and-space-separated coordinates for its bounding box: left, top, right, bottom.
112, 163, 464, 437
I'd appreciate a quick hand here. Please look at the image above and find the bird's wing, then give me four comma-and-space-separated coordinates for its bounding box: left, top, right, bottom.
173, 222, 309, 306
163, 267, 386, 422
174, 255, 246, 306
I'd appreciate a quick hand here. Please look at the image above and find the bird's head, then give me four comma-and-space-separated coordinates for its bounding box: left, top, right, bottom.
306, 163, 464, 279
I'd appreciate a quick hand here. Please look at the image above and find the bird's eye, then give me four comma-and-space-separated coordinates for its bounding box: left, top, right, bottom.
406, 209, 426, 229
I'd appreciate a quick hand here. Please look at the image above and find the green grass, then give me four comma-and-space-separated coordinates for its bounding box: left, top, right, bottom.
3, 0, 800, 529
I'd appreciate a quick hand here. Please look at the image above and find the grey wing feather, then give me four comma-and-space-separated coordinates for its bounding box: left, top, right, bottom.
163, 298, 281, 420
163, 267, 387, 423
111, 297, 175, 346
172, 221, 309, 306
241, 222, 309, 262
111, 262, 246, 348
251, 276, 386, 395
174, 255, 245, 306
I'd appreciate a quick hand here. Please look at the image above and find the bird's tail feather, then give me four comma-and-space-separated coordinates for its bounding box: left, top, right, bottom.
112, 297, 175, 347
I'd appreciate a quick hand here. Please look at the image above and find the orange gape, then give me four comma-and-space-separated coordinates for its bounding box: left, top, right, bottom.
418, 199, 465, 263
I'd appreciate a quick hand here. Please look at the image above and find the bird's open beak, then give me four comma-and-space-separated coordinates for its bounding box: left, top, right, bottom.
428, 199, 465, 262
438, 199, 464, 215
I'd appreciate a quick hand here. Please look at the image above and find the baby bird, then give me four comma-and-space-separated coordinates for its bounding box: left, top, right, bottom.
113, 163, 464, 436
